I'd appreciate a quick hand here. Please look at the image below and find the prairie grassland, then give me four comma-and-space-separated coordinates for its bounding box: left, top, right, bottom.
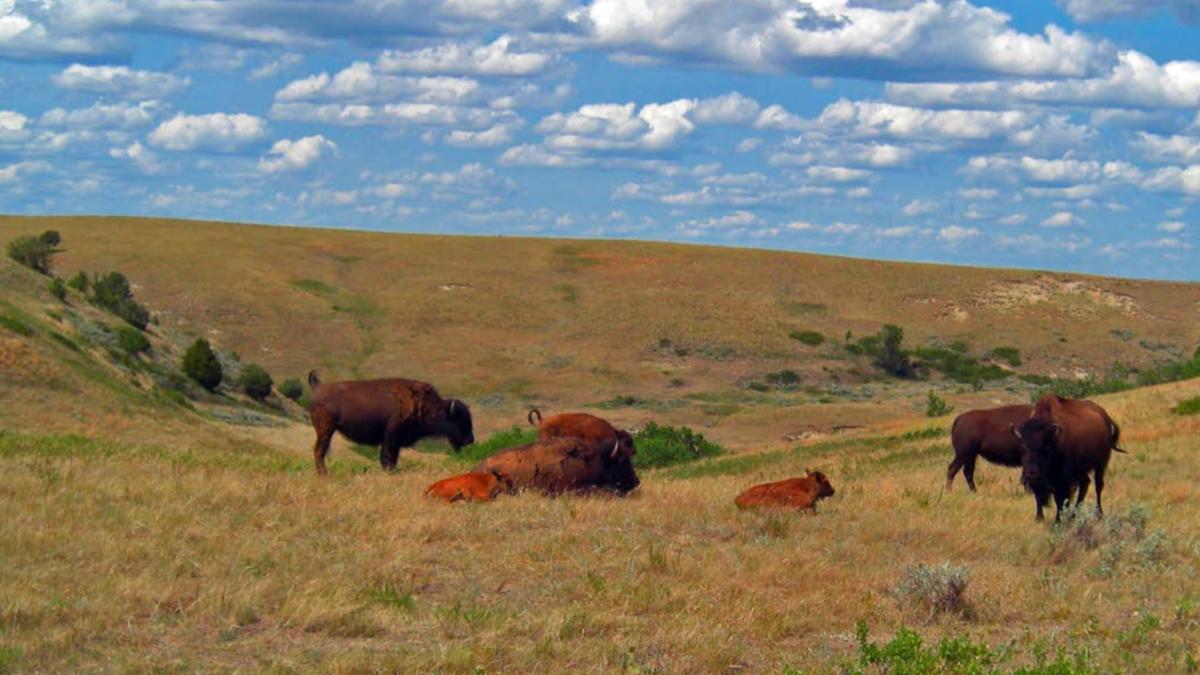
2, 214, 1199, 444
2, 378, 1198, 673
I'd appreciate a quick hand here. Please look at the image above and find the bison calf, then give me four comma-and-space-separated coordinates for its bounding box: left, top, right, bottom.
307, 371, 474, 475
425, 470, 510, 503
735, 470, 836, 511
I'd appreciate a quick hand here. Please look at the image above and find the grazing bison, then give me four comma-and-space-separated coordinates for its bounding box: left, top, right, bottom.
425, 470, 510, 503
734, 470, 836, 511
306, 371, 474, 475
527, 408, 636, 458
1012, 394, 1125, 522
476, 435, 640, 496
945, 404, 1034, 491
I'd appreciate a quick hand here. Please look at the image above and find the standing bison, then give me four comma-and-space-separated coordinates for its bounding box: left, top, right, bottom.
476, 434, 640, 496
306, 371, 474, 475
1012, 394, 1125, 522
945, 404, 1033, 491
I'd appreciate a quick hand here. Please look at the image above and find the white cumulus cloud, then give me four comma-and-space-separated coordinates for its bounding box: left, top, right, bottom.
148, 112, 268, 151
258, 135, 337, 173
53, 64, 189, 99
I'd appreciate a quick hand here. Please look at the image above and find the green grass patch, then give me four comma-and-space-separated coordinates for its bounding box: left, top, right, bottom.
47, 331, 80, 352
789, 330, 825, 346
991, 346, 1022, 367
597, 395, 652, 409
633, 422, 725, 469
454, 425, 537, 464
781, 301, 827, 316
1172, 396, 1200, 416
554, 283, 579, 304
0, 314, 34, 337
914, 346, 1009, 383
290, 278, 336, 296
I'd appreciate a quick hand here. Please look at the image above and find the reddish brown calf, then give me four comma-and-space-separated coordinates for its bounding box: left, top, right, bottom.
425, 471, 509, 503
734, 470, 836, 511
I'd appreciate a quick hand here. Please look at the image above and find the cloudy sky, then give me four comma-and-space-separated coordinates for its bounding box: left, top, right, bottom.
1, 1, 1197, 279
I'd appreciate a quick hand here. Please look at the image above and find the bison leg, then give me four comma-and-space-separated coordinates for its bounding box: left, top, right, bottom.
962, 454, 979, 492
1052, 484, 1071, 523
945, 451, 969, 491
1075, 475, 1090, 509
1094, 465, 1106, 517
380, 427, 403, 472
311, 416, 335, 476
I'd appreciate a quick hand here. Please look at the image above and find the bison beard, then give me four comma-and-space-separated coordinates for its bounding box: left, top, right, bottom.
306, 371, 474, 475
475, 436, 640, 496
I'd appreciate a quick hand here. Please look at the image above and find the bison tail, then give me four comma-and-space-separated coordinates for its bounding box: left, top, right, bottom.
527, 407, 543, 427
1105, 413, 1127, 453
308, 370, 321, 389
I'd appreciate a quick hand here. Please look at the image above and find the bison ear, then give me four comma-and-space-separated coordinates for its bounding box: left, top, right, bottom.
1009, 423, 1022, 440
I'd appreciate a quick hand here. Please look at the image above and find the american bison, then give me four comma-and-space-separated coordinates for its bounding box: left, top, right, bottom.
1012, 394, 1125, 522
306, 371, 474, 475
476, 435, 640, 496
527, 408, 636, 458
945, 404, 1033, 491
425, 470, 510, 503
734, 470, 836, 511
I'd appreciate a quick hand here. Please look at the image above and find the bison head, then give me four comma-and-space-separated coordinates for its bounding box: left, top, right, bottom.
1011, 417, 1059, 489
807, 470, 836, 499
603, 430, 640, 495
440, 399, 475, 451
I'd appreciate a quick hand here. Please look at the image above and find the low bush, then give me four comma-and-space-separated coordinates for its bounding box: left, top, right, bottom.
789, 330, 825, 346
633, 422, 724, 469
116, 326, 150, 356
66, 271, 89, 293
925, 390, 953, 418
914, 346, 1008, 384
6, 231, 61, 275
895, 562, 970, 618
92, 271, 150, 330
279, 377, 304, 401
764, 369, 801, 388
48, 278, 67, 301
182, 338, 223, 391
992, 346, 1022, 367
240, 364, 274, 401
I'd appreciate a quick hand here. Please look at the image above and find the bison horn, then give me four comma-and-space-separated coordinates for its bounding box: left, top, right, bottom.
1009, 423, 1022, 440
611, 439, 621, 458
449, 400, 458, 415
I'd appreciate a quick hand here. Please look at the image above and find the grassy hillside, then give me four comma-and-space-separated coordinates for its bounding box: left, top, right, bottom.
2, 215, 1200, 671
2, 214, 1197, 447
1, 378, 1198, 672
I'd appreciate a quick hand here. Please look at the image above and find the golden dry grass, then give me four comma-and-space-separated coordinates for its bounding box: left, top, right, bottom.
1, 378, 1199, 672
3, 217, 1200, 672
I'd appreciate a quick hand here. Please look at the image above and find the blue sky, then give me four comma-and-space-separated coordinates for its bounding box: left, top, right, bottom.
0, 1, 1197, 280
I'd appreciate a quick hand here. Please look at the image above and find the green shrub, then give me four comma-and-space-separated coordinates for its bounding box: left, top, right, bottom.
765, 369, 801, 387
454, 425, 537, 464
789, 330, 825, 346
279, 378, 304, 401
182, 338, 223, 391
66, 271, 89, 293
925, 390, 953, 417
992, 346, 1022, 367
240, 364, 274, 401
0, 314, 34, 337
915, 346, 1008, 384
597, 395, 650, 409
116, 326, 150, 356
6, 231, 61, 274
633, 422, 724, 469
48, 277, 67, 301
92, 271, 150, 330
875, 324, 915, 378
1173, 396, 1200, 416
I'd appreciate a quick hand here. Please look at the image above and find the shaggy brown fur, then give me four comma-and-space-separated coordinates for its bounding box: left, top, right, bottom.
734, 471, 836, 511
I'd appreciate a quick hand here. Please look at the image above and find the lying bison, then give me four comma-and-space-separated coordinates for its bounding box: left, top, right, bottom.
476, 435, 640, 496
425, 470, 510, 503
306, 371, 474, 475
945, 404, 1033, 491
735, 470, 836, 511
1013, 394, 1125, 522
527, 408, 635, 458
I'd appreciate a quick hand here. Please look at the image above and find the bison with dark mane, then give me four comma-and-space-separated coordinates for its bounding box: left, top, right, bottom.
1012, 394, 1125, 522
945, 404, 1033, 491
306, 371, 474, 475
476, 434, 640, 496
